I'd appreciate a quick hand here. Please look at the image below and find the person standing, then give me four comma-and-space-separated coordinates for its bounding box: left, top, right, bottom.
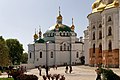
38, 65, 42, 76
69, 65, 72, 73
65, 65, 68, 73
45, 66, 49, 76
95, 68, 101, 80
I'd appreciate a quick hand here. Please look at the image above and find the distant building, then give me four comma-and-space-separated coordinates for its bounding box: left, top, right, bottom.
28, 7, 84, 67
85, 0, 120, 68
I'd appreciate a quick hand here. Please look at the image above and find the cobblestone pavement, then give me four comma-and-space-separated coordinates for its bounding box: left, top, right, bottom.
1, 65, 120, 80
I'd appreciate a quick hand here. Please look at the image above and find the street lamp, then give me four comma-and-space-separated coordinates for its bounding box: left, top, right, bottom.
46, 41, 49, 67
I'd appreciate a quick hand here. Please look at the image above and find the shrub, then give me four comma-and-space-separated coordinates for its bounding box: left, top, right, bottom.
17, 74, 38, 80
99, 68, 120, 80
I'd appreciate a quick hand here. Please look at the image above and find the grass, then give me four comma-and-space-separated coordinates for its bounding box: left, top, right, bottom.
0, 78, 14, 80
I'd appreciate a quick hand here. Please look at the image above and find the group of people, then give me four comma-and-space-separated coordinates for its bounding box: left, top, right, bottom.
65, 65, 72, 74
38, 65, 73, 76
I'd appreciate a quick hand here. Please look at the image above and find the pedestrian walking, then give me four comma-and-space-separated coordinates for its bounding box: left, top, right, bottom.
38, 65, 42, 76
69, 65, 72, 73
65, 65, 68, 73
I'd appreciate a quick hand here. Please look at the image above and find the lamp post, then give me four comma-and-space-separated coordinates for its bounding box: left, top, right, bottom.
46, 41, 49, 67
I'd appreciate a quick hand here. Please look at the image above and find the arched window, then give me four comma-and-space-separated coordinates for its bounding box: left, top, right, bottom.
64, 44, 66, 51
99, 24, 102, 28
108, 16, 112, 22
76, 52, 79, 58
93, 32, 95, 40
63, 33, 65, 36
67, 46, 69, 51
99, 43, 102, 53
30, 53, 32, 58
60, 33, 62, 36
99, 31, 102, 39
93, 44, 95, 53
60, 45, 62, 51
92, 25, 95, 29
108, 27, 112, 36
51, 52, 53, 58
108, 40, 112, 52
40, 52, 42, 58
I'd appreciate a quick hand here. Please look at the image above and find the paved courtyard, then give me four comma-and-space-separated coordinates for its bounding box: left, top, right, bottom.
1, 65, 120, 80
26, 65, 120, 80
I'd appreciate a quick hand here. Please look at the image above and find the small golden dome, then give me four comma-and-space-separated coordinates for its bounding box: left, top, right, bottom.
55, 24, 59, 29
71, 25, 75, 30
71, 18, 75, 31
34, 33, 38, 39
57, 14, 62, 20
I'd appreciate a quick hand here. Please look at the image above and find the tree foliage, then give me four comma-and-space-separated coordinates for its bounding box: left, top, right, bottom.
21, 52, 28, 63
6, 39, 24, 65
0, 36, 10, 66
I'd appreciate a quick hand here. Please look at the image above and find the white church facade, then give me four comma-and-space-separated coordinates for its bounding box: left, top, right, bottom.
84, 0, 120, 68
28, 8, 84, 67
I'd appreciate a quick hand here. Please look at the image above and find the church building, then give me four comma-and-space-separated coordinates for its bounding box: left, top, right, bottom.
84, 0, 120, 68
28, 8, 84, 67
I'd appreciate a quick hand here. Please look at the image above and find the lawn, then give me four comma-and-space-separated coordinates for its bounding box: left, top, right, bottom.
0, 78, 14, 80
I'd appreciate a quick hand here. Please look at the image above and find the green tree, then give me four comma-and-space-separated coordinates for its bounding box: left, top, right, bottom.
21, 52, 28, 63
6, 39, 24, 65
0, 36, 10, 66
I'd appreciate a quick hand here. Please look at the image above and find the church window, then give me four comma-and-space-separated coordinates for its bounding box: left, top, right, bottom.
40, 52, 42, 58
64, 44, 66, 51
108, 16, 112, 22
99, 43, 102, 53
67, 33, 69, 36
99, 24, 102, 28
76, 52, 79, 58
30, 53, 32, 58
51, 52, 53, 58
67, 46, 69, 51
99, 31, 102, 39
93, 32, 95, 40
108, 27, 112, 36
60, 45, 62, 51
93, 44, 95, 53
108, 40, 112, 52
92, 25, 95, 29
63, 33, 65, 36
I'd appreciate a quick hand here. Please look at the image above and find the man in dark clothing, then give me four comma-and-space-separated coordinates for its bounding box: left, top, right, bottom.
95, 68, 101, 80
45, 66, 49, 76
69, 66, 72, 73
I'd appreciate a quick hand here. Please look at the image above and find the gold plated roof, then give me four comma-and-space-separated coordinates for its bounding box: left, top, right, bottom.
92, 0, 119, 13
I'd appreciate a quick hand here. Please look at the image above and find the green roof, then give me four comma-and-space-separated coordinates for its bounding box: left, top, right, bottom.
36, 38, 45, 43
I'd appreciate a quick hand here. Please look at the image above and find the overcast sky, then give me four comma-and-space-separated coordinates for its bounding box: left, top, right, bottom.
0, 0, 95, 52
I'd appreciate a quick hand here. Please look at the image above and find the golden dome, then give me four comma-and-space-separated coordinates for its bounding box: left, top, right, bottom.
92, 0, 101, 9
55, 24, 59, 29
105, 0, 119, 9
34, 33, 38, 39
71, 18, 75, 31
92, 0, 119, 13
57, 14, 62, 20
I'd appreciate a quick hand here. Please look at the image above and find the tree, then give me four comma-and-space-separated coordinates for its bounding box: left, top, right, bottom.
0, 36, 10, 66
6, 39, 24, 65
21, 52, 28, 63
